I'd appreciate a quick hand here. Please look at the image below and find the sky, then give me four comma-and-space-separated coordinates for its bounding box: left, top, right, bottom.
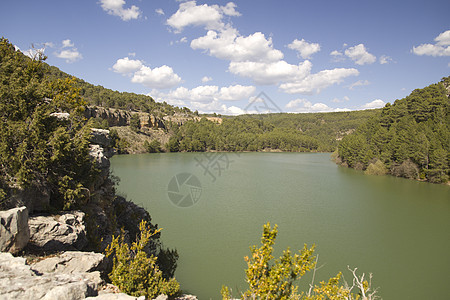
1, 0, 449, 115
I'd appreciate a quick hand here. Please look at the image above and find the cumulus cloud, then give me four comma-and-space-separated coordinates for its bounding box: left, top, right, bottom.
344, 44, 376, 65
112, 57, 181, 89
62, 39, 74, 48
288, 39, 321, 59
379, 55, 393, 64
285, 99, 349, 113
151, 84, 255, 103
279, 68, 359, 94
201, 76, 212, 83
361, 99, 386, 109
167, 1, 240, 32
348, 79, 370, 90
412, 30, 450, 57
150, 84, 255, 114
132, 65, 182, 89
99, 0, 141, 21
112, 57, 143, 74
191, 28, 283, 63
55, 40, 82, 63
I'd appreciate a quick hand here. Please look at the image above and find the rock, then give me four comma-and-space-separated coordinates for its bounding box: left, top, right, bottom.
28, 211, 87, 252
91, 128, 111, 147
154, 295, 168, 300
175, 295, 198, 300
50, 112, 70, 120
0, 252, 99, 299
87, 293, 145, 300
90, 145, 111, 169
0, 206, 30, 253
31, 251, 107, 275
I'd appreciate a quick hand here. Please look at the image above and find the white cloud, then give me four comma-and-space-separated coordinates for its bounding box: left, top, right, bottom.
344, 44, 376, 65
361, 99, 386, 109
412, 30, 450, 57
99, 0, 141, 21
201, 76, 212, 83
112, 57, 143, 74
191, 28, 283, 63
285, 99, 347, 113
279, 68, 359, 94
288, 39, 320, 59
166, 1, 240, 32
379, 55, 393, 64
151, 84, 255, 103
348, 79, 370, 90
132, 65, 182, 89
155, 8, 165, 16
55, 40, 82, 63
331, 96, 350, 103
62, 39, 74, 48
229, 60, 312, 85
219, 85, 256, 101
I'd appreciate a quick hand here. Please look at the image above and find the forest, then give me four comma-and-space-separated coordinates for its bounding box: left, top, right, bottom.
337, 77, 449, 183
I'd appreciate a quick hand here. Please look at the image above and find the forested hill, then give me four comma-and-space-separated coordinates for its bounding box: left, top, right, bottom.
337, 77, 450, 184
44, 61, 193, 117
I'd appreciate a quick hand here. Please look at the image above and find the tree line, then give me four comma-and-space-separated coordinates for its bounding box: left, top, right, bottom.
337, 77, 449, 183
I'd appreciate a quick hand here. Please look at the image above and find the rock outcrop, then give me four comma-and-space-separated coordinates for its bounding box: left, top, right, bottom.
0, 206, 29, 253
28, 211, 87, 252
84, 107, 166, 129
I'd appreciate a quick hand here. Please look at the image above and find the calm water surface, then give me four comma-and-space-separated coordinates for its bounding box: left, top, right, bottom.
111, 153, 450, 300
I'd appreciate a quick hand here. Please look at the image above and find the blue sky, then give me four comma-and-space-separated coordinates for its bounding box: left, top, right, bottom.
1, 0, 449, 114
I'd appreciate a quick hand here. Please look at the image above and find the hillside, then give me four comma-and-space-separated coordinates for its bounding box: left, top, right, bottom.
337, 77, 450, 183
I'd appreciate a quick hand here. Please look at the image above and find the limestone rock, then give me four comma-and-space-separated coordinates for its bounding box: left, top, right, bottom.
90, 145, 111, 169
0, 252, 99, 299
31, 251, 107, 275
0, 206, 29, 253
28, 211, 87, 252
91, 128, 111, 147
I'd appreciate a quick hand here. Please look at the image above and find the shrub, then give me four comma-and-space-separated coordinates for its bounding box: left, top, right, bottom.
391, 159, 419, 179
105, 220, 180, 298
365, 160, 388, 176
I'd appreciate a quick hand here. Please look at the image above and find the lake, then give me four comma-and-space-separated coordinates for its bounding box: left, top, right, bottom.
110, 152, 450, 299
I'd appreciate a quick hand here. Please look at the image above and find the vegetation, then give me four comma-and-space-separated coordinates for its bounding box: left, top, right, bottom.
164, 110, 378, 153
105, 220, 180, 298
337, 77, 449, 183
0, 37, 98, 209
222, 223, 379, 300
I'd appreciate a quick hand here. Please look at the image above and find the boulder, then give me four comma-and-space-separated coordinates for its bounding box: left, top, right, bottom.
0, 252, 99, 299
91, 128, 111, 147
90, 145, 111, 169
28, 211, 87, 252
0, 206, 29, 253
31, 251, 107, 275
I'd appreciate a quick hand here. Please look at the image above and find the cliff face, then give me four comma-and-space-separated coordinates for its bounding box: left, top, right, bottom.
84, 106, 166, 129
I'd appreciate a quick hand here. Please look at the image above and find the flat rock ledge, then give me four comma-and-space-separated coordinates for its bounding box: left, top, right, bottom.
0, 251, 197, 300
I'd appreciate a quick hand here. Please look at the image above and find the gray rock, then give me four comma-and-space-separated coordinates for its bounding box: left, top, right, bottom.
175, 295, 198, 300
90, 145, 111, 169
0, 206, 30, 253
87, 293, 145, 300
91, 128, 111, 147
31, 251, 107, 275
50, 112, 70, 120
154, 295, 168, 300
0, 252, 99, 300
28, 211, 87, 252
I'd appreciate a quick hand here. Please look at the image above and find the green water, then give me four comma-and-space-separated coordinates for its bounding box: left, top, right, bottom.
110, 153, 450, 299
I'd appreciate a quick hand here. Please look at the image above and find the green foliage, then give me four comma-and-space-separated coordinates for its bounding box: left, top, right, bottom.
338, 78, 450, 183
222, 223, 379, 300
166, 136, 180, 152
105, 220, 180, 298
364, 160, 388, 176
0, 37, 98, 210
144, 139, 162, 153
130, 114, 140, 132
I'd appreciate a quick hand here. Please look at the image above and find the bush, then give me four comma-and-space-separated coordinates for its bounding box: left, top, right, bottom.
105, 220, 180, 298
365, 160, 388, 176
391, 159, 419, 179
